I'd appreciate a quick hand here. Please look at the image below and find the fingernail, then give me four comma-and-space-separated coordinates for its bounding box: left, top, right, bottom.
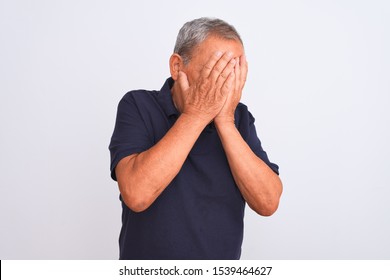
227, 52, 233, 57
215, 51, 223, 57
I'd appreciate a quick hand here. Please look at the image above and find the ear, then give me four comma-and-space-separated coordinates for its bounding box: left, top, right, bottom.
169, 54, 183, 81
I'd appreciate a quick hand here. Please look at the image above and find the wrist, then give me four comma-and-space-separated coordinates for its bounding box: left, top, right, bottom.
214, 117, 236, 130
180, 111, 211, 128
214, 114, 235, 124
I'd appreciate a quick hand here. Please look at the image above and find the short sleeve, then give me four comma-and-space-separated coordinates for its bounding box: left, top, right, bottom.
109, 93, 153, 181
237, 106, 279, 175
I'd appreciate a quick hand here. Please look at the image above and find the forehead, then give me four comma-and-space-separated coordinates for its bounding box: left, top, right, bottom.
192, 35, 244, 61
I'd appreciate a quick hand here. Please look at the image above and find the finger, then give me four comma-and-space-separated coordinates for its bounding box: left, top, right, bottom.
240, 54, 248, 86
216, 58, 236, 88
200, 51, 223, 78
234, 57, 241, 91
221, 71, 235, 97
209, 51, 235, 83
177, 71, 190, 93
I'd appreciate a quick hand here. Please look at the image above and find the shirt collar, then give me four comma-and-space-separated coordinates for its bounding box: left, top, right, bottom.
157, 77, 180, 117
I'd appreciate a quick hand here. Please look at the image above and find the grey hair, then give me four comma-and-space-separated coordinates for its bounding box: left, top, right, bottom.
173, 17, 243, 65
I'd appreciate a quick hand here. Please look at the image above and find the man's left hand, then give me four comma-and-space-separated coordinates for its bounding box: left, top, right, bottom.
214, 54, 248, 124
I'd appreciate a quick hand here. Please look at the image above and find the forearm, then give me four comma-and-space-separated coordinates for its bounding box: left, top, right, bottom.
215, 121, 283, 216
116, 113, 207, 212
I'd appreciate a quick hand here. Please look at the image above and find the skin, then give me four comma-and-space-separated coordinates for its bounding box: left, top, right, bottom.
115, 35, 283, 215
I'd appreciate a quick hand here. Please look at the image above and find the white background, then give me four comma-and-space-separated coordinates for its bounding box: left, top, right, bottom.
0, 0, 389, 259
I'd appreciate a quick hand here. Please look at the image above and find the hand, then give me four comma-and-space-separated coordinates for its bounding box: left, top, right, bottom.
214, 55, 248, 125
176, 51, 237, 124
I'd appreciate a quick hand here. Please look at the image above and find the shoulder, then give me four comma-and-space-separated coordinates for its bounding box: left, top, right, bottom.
236, 102, 249, 114
120, 89, 158, 104
235, 102, 255, 126
117, 89, 159, 111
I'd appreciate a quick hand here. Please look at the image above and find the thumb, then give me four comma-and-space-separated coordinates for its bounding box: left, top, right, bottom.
177, 71, 190, 93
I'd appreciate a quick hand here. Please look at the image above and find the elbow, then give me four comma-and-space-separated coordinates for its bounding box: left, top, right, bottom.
125, 197, 150, 213
254, 200, 280, 217
119, 182, 153, 213
115, 155, 152, 212
252, 179, 283, 217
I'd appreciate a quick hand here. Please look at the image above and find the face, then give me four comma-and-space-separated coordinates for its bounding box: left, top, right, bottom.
180, 35, 244, 85
169, 35, 245, 113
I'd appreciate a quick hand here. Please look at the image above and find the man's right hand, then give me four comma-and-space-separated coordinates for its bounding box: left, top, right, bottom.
176, 51, 237, 124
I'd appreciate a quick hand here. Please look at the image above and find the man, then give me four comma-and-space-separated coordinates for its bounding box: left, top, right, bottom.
109, 17, 282, 260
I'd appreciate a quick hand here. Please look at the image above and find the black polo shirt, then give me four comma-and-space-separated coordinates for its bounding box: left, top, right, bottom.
109, 78, 279, 260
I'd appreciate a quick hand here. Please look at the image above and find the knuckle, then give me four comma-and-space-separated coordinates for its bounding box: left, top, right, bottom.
212, 64, 224, 74
203, 64, 213, 71
219, 72, 227, 79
